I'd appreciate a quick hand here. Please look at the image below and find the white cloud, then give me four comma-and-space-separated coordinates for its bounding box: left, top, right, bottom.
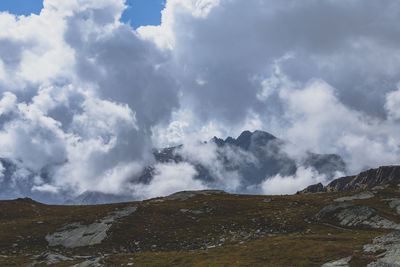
0, 0, 179, 201
32, 183, 60, 194
144, 0, 400, 177
132, 162, 205, 199
1, 0, 400, 201
0, 161, 4, 183
385, 85, 400, 120
261, 167, 328, 195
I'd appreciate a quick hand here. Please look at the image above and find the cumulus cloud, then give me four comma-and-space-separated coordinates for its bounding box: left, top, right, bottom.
143, 0, 400, 175
1, 0, 400, 202
385, 85, 400, 121
131, 162, 205, 199
176, 140, 254, 191
0, 0, 180, 201
261, 167, 329, 195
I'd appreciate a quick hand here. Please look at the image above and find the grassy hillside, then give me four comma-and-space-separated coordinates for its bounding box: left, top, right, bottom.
1, 185, 400, 266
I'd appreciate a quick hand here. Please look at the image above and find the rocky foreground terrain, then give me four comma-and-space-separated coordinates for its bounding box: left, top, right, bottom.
1, 167, 400, 266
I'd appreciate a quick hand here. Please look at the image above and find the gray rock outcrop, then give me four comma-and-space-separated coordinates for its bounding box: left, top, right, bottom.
296, 183, 326, 194
334, 191, 375, 202
299, 165, 400, 194
316, 202, 400, 230
364, 231, 400, 266
28, 252, 73, 266
46, 206, 137, 248
389, 199, 400, 215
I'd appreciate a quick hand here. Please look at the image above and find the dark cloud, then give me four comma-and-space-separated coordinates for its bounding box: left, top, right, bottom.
142, 0, 400, 173
0, 0, 400, 202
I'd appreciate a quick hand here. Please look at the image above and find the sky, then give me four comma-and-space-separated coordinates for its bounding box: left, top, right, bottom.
0, 0, 164, 28
0, 0, 44, 16
0, 0, 400, 202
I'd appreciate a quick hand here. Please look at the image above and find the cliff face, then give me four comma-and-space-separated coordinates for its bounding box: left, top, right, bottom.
299, 165, 400, 194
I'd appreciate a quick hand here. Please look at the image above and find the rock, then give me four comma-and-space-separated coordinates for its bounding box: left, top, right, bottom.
364, 231, 400, 266
34, 252, 73, 264
262, 198, 272, 203
322, 256, 352, 267
303, 165, 400, 194
191, 210, 204, 215
164, 190, 227, 201
325, 176, 356, 192
46, 206, 137, 248
316, 202, 400, 230
334, 191, 375, 202
327, 165, 400, 192
372, 184, 388, 191
389, 199, 400, 215
70, 256, 103, 267
297, 183, 326, 194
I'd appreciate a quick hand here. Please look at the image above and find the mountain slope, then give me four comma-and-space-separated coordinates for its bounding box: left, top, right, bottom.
298, 165, 400, 194
1, 179, 400, 266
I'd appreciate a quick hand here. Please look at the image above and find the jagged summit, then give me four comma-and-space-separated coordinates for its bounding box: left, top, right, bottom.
211, 130, 277, 150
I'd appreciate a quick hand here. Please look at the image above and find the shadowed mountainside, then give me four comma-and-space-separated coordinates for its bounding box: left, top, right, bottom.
61, 130, 348, 205
0, 130, 347, 205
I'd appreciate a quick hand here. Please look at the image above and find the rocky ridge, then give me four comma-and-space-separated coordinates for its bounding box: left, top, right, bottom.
298, 165, 400, 194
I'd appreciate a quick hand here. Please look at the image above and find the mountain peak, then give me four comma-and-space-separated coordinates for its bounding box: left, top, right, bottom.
211, 130, 277, 150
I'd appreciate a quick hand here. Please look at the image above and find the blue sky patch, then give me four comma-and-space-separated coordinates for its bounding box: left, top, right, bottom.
0, 0, 43, 16
121, 0, 165, 29
0, 0, 164, 29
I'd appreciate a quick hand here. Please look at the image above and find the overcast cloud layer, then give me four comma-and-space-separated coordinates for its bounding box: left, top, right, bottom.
0, 0, 399, 201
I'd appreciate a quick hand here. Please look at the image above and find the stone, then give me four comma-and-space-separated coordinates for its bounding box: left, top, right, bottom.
297, 183, 326, 194
326, 166, 400, 192
34, 252, 73, 265
372, 184, 388, 191
316, 202, 400, 230
334, 191, 374, 202
70, 256, 103, 267
46, 206, 137, 248
322, 256, 352, 267
389, 199, 400, 215
364, 231, 400, 266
